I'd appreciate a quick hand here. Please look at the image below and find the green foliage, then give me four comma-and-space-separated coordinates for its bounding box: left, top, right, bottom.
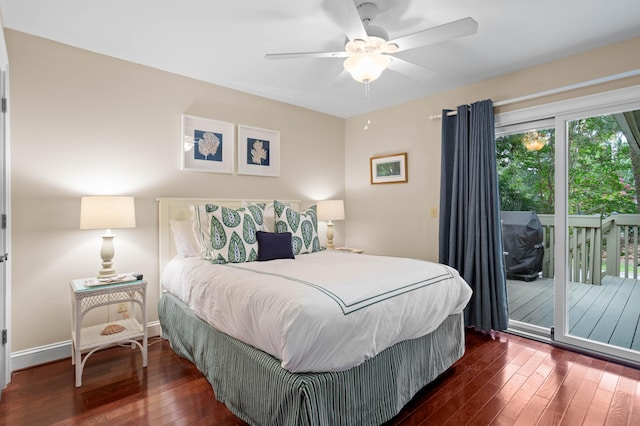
567, 115, 636, 215
496, 130, 555, 214
496, 115, 638, 215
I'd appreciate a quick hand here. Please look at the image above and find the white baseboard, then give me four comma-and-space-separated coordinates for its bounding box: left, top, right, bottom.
10, 321, 161, 372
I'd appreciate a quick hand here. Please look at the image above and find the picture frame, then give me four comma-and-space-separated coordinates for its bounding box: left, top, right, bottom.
181, 114, 235, 174
370, 152, 408, 184
237, 125, 280, 177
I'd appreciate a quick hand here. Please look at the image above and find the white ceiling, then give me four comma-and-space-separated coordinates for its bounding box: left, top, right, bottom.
1, 0, 640, 118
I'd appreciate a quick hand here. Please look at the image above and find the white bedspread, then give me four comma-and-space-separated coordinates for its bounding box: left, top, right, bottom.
161, 250, 472, 373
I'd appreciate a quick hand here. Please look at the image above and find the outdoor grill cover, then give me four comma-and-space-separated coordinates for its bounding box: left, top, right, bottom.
501, 211, 544, 280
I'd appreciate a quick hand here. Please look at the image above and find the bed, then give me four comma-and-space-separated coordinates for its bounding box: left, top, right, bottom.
157, 197, 472, 425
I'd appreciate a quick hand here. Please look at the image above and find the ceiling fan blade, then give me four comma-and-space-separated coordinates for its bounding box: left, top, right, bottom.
387, 57, 434, 81
326, 0, 368, 42
327, 69, 352, 88
265, 51, 348, 60
389, 17, 478, 52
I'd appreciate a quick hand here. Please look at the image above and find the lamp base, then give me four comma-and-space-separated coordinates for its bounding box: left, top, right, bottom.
326, 221, 335, 250
97, 231, 117, 278
97, 268, 116, 279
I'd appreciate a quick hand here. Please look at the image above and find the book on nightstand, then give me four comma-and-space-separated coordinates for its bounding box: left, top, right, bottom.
334, 247, 364, 254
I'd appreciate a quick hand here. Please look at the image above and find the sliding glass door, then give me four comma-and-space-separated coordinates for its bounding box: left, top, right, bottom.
496, 120, 555, 336
554, 104, 640, 364
497, 85, 640, 364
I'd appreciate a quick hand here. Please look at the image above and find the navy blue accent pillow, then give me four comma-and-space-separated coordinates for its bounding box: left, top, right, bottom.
257, 231, 295, 261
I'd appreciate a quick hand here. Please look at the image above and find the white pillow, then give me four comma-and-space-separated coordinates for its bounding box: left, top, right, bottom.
169, 219, 201, 257
263, 203, 276, 233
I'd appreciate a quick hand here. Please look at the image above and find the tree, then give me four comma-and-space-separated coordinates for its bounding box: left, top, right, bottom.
496, 129, 555, 214
496, 114, 638, 216
567, 115, 636, 215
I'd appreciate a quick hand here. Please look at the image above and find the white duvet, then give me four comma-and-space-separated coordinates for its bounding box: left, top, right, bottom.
161, 250, 472, 373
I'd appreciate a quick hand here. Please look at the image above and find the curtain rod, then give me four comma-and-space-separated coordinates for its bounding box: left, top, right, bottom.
429, 69, 640, 121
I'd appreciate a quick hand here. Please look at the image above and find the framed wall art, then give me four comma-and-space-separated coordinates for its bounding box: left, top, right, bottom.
181, 114, 235, 173
237, 125, 280, 177
370, 152, 408, 184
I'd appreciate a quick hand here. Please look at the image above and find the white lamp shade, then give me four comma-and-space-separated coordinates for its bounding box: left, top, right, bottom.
80, 196, 136, 230
343, 53, 391, 83
317, 199, 345, 221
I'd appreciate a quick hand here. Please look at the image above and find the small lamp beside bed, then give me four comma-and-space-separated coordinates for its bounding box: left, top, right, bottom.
80, 196, 136, 278
317, 199, 345, 250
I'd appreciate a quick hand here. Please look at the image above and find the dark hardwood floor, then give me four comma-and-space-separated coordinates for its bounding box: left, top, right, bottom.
1, 331, 639, 425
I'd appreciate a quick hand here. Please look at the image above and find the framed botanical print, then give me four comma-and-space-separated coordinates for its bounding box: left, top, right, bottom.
237, 125, 280, 177
181, 114, 235, 173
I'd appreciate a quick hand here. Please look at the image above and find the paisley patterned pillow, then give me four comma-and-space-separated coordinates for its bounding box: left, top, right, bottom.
242, 201, 275, 232
273, 200, 322, 255
190, 203, 265, 263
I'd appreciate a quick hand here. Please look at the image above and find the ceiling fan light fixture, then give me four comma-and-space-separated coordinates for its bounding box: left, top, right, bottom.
345, 35, 386, 55
365, 26, 388, 43
381, 42, 399, 53
343, 52, 391, 83
523, 130, 548, 151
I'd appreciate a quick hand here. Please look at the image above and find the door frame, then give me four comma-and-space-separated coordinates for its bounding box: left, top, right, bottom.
0, 19, 9, 392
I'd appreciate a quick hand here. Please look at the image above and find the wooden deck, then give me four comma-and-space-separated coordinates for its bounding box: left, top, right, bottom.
508, 275, 640, 351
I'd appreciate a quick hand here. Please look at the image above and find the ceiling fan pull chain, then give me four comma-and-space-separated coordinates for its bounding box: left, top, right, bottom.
364, 80, 370, 104
364, 81, 371, 131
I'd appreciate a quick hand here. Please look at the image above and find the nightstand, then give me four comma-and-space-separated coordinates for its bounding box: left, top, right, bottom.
69, 277, 148, 387
334, 247, 364, 254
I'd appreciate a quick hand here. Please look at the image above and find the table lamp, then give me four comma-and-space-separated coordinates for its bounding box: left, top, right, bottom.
80, 196, 136, 278
317, 199, 345, 250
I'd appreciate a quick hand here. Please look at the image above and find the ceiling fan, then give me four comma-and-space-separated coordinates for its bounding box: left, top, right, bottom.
265, 0, 478, 84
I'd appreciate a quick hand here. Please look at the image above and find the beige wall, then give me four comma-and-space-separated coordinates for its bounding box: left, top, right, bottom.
345, 37, 640, 260
6, 30, 345, 352
7, 28, 640, 358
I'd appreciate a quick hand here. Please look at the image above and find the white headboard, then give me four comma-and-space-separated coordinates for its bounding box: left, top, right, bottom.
156, 197, 300, 281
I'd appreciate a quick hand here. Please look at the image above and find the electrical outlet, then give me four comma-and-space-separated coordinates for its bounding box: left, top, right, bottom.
430, 207, 438, 218
117, 303, 128, 314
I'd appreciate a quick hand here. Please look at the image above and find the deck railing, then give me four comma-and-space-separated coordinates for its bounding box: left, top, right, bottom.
532, 213, 640, 285
603, 214, 640, 279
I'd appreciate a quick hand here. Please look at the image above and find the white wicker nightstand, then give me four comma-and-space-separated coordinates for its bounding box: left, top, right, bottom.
69, 277, 148, 387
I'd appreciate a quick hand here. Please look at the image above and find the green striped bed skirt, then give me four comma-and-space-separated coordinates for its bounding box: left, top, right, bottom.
158, 292, 465, 426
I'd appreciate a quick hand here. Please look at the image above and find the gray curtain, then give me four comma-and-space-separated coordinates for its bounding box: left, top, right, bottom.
438, 99, 509, 331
